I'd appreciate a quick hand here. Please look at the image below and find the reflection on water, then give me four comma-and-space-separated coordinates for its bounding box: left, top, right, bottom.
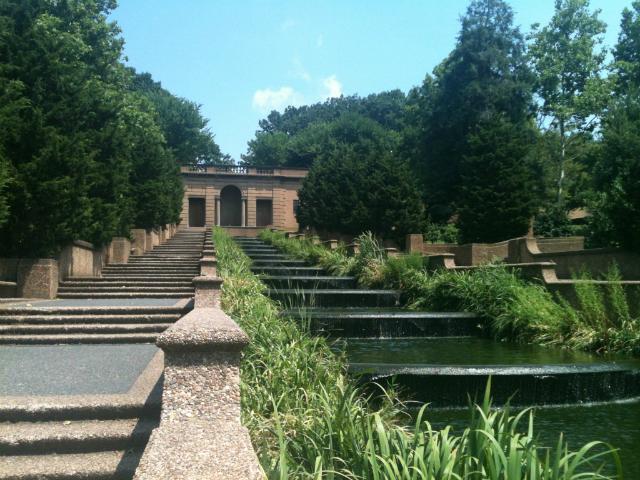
340, 337, 638, 366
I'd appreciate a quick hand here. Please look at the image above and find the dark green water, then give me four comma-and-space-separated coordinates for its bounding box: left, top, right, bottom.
341, 337, 627, 366
424, 400, 640, 478
339, 338, 640, 476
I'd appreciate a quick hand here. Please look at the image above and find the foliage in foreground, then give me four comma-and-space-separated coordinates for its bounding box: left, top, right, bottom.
217, 227, 621, 479
260, 229, 640, 356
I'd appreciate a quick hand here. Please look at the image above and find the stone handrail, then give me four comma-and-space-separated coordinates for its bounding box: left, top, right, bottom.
134, 308, 263, 479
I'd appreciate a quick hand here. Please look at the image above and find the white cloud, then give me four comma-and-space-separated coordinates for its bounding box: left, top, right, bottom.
322, 75, 343, 99
280, 18, 297, 31
252, 86, 304, 112
316, 34, 324, 47
291, 57, 311, 82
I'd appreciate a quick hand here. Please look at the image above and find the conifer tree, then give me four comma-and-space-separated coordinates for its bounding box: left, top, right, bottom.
418, 0, 534, 224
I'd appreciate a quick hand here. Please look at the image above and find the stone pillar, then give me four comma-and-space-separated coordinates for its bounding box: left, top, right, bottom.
193, 275, 223, 309
17, 259, 58, 299
109, 237, 131, 264
134, 308, 263, 480
145, 230, 154, 251
215, 197, 221, 227
200, 257, 217, 276
406, 234, 424, 254
324, 239, 338, 250
241, 198, 247, 227
131, 229, 147, 256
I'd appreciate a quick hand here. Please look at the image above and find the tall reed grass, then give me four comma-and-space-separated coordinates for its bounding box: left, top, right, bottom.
217, 228, 621, 479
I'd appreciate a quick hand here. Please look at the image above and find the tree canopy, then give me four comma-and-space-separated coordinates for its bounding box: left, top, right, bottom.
0, 0, 223, 256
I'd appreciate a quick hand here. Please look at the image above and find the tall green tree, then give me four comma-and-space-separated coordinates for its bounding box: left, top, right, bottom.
613, 1, 640, 92
458, 115, 539, 243
130, 71, 226, 166
417, 0, 535, 227
0, 0, 194, 256
294, 114, 423, 240
592, 95, 640, 252
529, 0, 608, 203
242, 91, 406, 167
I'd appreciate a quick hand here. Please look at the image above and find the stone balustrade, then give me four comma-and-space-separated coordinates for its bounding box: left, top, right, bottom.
134, 283, 263, 478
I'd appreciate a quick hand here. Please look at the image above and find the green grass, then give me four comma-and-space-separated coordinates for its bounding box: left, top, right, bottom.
259, 229, 640, 356
216, 227, 622, 479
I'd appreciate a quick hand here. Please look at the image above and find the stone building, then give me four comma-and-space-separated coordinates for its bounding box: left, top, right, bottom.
180, 165, 308, 233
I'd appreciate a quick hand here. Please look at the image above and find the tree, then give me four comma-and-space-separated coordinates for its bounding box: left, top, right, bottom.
529, 0, 608, 203
242, 91, 406, 167
592, 95, 640, 252
0, 1, 196, 256
130, 70, 226, 166
457, 115, 540, 243
417, 0, 534, 222
613, 1, 640, 92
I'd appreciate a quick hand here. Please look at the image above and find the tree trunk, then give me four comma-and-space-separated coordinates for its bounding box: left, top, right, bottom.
557, 119, 566, 203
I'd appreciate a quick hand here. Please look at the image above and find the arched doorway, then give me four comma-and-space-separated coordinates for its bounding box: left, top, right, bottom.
220, 185, 242, 226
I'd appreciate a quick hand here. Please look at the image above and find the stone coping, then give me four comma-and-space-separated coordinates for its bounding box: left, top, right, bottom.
71, 240, 95, 250
157, 308, 248, 352
0, 351, 163, 421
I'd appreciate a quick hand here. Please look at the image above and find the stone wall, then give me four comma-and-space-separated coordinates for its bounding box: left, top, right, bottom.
506, 237, 640, 280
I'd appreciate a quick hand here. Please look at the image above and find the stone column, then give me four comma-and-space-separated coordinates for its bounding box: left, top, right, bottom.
241, 198, 247, 227
200, 257, 217, 276
406, 234, 424, 254
131, 229, 147, 256
193, 275, 223, 309
17, 259, 58, 299
215, 197, 221, 227
109, 237, 131, 264
134, 308, 263, 480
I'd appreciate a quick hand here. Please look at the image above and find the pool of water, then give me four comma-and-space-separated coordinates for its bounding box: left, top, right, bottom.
425, 399, 640, 478
338, 337, 640, 475
340, 337, 634, 366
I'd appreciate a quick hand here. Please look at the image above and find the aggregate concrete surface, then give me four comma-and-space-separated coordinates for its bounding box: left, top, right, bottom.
10, 298, 183, 308
0, 344, 158, 395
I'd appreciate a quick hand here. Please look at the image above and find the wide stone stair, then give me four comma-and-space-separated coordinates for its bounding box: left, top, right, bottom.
57, 230, 204, 299
0, 302, 191, 344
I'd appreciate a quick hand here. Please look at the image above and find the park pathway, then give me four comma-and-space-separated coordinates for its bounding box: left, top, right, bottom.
0, 229, 205, 479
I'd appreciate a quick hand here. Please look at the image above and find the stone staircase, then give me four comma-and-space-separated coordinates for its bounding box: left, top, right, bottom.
0, 229, 209, 479
0, 347, 163, 480
238, 237, 479, 336
57, 230, 204, 299
0, 301, 191, 344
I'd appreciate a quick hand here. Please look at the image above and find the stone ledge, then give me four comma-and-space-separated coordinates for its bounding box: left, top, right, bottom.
157, 308, 248, 352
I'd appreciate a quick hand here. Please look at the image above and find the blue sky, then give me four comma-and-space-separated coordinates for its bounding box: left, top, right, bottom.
110, 0, 633, 161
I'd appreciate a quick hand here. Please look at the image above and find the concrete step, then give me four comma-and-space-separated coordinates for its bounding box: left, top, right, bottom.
0, 417, 158, 455
57, 292, 192, 299
100, 275, 195, 280
246, 254, 290, 260
0, 323, 171, 334
261, 275, 357, 289
61, 281, 192, 287
0, 449, 142, 479
0, 314, 181, 324
267, 289, 399, 308
251, 266, 326, 276
58, 286, 194, 293
283, 309, 482, 338
250, 259, 307, 267
0, 332, 159, 344
102, 265, 198, 270
0, 304, 190, 316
